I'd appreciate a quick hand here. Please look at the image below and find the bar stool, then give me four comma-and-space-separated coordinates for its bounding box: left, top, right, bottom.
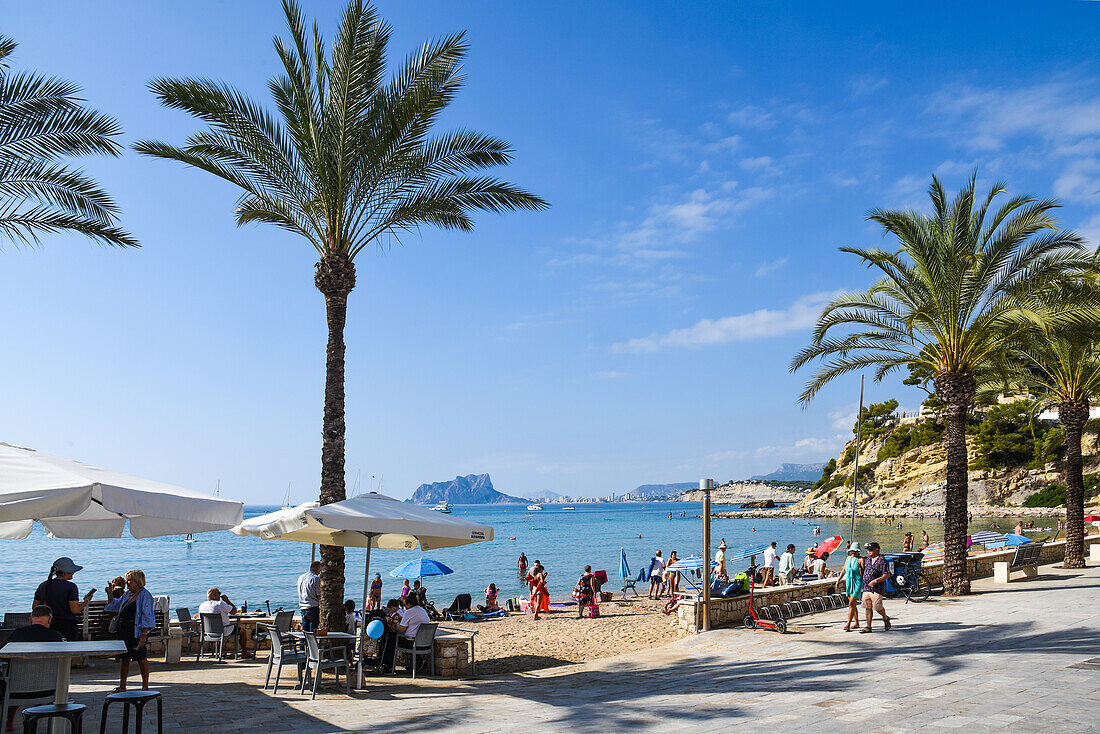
98, 690, 162, 734
21, 703, 86, 733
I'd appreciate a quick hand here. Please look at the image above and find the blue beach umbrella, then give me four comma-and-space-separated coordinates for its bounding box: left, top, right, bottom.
667, 555, 716, 572
984, 533, 1032, 549
619, 548, 631, 579
726, 543, 770, 561
968, 531, 1008, 546
389, 557, 455, 578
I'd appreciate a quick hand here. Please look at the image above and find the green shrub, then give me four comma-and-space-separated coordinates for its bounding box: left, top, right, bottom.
812, 459, 837, 491
854, 399, 899, 438
877, 426, 910, 461
1022, 483, 1066, 507
1031, 426, 1064, 468
909, 420, 942, 448
971, 400, 1056, 469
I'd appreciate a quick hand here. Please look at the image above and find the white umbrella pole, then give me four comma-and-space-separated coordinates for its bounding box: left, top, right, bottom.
358, 534, 372, 689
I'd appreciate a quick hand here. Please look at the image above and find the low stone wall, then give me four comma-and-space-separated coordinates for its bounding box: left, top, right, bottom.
433, 634, 472, 677
676, 534, 1100, 633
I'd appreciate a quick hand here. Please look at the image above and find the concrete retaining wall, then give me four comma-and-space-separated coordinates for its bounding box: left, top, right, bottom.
676, 534, 1100, 633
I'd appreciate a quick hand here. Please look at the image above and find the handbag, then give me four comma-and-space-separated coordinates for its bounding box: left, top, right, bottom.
108, 615, 119, 634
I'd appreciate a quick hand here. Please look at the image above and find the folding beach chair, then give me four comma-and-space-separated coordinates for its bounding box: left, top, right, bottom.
622, 567, 645, 598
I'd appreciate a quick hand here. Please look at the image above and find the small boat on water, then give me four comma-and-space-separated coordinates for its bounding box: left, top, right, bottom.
431, 501, 452, 514
562, 506, 576, 510
527, 504, 544, 511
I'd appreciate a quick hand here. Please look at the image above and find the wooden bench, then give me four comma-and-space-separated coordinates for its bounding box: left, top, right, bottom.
993, 541, 1044, 583
81, 600, 170, 650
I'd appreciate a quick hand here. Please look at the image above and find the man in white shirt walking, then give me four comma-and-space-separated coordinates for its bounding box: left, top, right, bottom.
297, 561, 321, 632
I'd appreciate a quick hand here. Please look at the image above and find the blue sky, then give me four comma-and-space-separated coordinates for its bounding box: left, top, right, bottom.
4, 1, 1100, 502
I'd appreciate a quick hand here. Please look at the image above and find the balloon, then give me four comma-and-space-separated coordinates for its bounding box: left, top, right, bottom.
366, 619, 384, 639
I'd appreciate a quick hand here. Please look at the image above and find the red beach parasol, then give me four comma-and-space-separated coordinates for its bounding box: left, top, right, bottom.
816, 535, 843, 557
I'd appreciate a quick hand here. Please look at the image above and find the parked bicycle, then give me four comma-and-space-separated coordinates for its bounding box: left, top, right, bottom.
882, 552, 932, 603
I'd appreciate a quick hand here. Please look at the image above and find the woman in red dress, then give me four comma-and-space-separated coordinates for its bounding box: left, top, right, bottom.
529, 563, 550, 620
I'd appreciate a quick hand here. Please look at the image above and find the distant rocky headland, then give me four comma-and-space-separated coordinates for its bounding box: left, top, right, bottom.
408, 473, 526, 505
750, 462, 827, 482
676, 479, 810, 505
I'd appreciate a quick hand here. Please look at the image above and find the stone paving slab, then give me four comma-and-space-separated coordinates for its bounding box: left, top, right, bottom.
65, 559, 1100, 733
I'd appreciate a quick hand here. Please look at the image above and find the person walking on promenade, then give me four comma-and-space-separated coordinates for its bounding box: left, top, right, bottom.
860, 542, 892, 633
836, 543, 864, 631
297, 561, 321, 632
762, 542, 778, 586
105, 569, 155, 691
33, 557, 95, 641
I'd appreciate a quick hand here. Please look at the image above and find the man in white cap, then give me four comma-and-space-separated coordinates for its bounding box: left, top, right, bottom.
714, 539, 728, 579
33, 557, 95, 641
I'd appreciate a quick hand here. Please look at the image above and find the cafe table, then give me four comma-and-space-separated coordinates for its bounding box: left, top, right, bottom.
0, 639, 126, 731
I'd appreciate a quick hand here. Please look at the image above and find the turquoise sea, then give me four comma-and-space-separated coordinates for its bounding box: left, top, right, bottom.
0, 503, 1040, 615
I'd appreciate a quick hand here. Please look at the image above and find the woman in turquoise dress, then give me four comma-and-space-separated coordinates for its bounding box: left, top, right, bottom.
836, 543, 864, 632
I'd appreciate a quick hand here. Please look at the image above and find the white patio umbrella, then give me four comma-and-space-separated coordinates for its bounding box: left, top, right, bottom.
232, 492, 493, 686
0, 442, 244, 539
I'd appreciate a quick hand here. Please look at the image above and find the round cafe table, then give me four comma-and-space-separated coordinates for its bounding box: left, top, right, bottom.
0, 639, 126, 733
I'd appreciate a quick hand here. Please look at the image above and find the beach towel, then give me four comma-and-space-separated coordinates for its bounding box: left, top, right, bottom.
462, 610, 506, 621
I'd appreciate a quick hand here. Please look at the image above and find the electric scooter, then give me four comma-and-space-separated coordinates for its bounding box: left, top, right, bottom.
742, 561, 787, 634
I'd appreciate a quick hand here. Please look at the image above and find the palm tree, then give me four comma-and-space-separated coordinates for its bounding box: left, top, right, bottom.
0, 37, 135, 247
791, 174, 1088, 595
135, 0, 547, 629
981, 282, 1100, 568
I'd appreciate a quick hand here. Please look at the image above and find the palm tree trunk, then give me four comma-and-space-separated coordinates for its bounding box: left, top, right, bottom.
315, 254, 356, 631
936, 371, 975, 596
1059, 399, 1089, 568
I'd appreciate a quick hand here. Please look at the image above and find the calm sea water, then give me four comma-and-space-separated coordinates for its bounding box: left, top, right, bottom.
0, 503, 1041, 615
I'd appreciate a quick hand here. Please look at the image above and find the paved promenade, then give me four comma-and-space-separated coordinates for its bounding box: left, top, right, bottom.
70, 560, 1100, 733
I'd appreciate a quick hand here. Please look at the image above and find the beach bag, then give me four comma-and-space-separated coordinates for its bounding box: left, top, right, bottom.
588, 602, 600, 618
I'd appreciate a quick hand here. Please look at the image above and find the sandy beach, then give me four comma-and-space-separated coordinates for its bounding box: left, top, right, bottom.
465, 597, 688, 675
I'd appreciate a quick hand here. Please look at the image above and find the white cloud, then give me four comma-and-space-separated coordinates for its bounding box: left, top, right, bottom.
752, 434, 845, 458
592, 370, 629, 380
934, 81, 1100, 151
1054, 158, 1100, 203
740, 155, 774, 172
849, 75, 887, 97
829, 405, 858, 432
727, 104, 776, 129
754, 257, 788, 277
610, 291, 837, 353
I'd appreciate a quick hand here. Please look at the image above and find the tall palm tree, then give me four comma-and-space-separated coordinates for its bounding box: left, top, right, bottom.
135, 0, 547, 629
791, 175, 1087, 595
0, 37, 135, 247
981, 281, 1100, 568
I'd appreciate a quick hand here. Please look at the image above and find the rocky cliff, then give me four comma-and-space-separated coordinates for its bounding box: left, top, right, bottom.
750, 463, 827, 482
677, 480, 809, 504
408, 474, 526, 505
793, 422, 1099, 513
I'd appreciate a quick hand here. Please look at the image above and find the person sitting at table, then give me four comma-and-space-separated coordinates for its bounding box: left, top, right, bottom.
395, 595, 432, 673
104, 569, 155, 692
373, 598, 402, 674
0, 606, 65, 731
344, 599, 359, 633
197, 587, 251, 659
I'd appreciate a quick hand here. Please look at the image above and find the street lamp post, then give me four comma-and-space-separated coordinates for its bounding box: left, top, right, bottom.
701, 478, 713, 633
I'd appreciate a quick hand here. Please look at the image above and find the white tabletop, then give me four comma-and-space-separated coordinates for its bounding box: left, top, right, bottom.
0, 640, 126, 658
